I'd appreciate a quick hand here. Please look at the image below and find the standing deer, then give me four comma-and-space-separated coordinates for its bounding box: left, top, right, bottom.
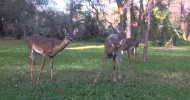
94, 34, 121, 82
119, 38, 139, 62
27, 28, 79, 81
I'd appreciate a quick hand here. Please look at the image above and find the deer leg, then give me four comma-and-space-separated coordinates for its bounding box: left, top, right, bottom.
28, 51, 33, 80
119, 50, 123, 63
127, 50, 130, 62
50, 57, 54, 80
31, 58, 36, 79
117, 50, 121, 79
134, 48, 136, 62
29, 49, 36, 80
37, 54, 46, 81
117, 59, 121, 79
94, 57, 106, 83
113, 60, 116, 81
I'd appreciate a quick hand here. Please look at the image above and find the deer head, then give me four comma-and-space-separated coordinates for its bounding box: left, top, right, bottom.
62, 28, 79, 43
108, 39, 120, 60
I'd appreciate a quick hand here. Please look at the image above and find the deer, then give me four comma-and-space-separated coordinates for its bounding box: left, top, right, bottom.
119, 38, 139, 62
27, 28, 79, 81
94, 34, 121, 82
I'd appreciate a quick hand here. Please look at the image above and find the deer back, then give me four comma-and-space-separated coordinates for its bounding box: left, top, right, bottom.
120, 38, 139, 50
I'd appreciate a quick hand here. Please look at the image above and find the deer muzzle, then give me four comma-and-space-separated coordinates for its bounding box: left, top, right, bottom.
112, 52, 117, 60
69, 38, 73, 42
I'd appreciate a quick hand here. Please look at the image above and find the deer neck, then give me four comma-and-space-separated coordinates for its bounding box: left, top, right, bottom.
54, 37, 69, 53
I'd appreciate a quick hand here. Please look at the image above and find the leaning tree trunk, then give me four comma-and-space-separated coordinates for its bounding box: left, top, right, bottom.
143, 0, 153, 63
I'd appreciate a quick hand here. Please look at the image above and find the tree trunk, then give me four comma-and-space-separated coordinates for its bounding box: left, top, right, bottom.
185, 12, 190, 41
116, 0, 125, 37
0, 17, 4, 37
143, 0, 153, 63
126, 0, 131, 38
69, 0, 74, 30
138, 0, 143, 27
178, 2, 183, 29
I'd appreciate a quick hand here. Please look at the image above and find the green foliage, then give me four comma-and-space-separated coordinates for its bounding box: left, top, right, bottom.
152, 4, 186, 46
153, 6, 169, 21
0, 40, 190, 99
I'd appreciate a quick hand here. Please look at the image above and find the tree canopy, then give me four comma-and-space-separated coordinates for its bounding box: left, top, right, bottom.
0, 0, 189, 46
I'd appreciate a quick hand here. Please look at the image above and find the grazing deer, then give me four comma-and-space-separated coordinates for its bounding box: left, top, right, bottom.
27, 28, 79, 81
94, 34, 121, 82
119, 38, 139, 62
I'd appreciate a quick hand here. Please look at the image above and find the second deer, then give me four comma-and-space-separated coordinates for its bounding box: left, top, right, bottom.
119, 38, 139, 62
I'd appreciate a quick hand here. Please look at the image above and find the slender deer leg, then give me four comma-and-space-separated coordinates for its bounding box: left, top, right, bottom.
29, 57, 34, 80
29, 49, 36, 80
28, 50, 33, 80
31, 57, 36, 80
120, 50, 124, 62
113, 60, 116, 81
117, 59, 121, 79
117, 50, 121, 79
94, 57, 107, 83
50, 57, 54, 80
32, 51, 36, 75
37, 54, 46, 80
127, 50, 130, 62
134, 48, 136, 62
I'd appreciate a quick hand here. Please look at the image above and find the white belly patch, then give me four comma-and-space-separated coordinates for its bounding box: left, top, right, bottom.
33, 46, 43, 54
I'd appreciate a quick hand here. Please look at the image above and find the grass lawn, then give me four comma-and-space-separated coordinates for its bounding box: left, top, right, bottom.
0, 39, 190, 100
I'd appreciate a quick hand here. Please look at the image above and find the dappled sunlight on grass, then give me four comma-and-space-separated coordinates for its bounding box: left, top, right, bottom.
0, 47, 26, 53
159, 71, 185, 85
57, 64, 83, 70
66, 45, 104, 50
162, 72, 182, 79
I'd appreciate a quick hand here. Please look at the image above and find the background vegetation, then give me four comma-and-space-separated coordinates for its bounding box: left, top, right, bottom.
0, 0, 190, 46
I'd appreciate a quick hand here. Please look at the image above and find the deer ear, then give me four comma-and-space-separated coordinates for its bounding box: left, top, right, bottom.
119, 39, 125, 45
108, 39, 114, 47
108, 39, 111, 44
115, 27, 121, 34
62, 28, 67, 34
73, 28, 79, 35
124, 29, 127, 33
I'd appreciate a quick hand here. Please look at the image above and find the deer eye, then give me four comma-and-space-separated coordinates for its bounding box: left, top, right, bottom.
66, 34, 69, 36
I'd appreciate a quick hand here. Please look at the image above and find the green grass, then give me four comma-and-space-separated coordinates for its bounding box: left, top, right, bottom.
0, 39, 190, 100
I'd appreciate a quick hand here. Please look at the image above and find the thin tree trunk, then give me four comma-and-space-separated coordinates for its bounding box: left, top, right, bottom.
126, 0, 131, 38
69, 0, 74, 30
143, 0, 152, 63
138, 0, 143, 28
0, 17, 4, 37
116, 0, 125, 37
185, 12, 190, 40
